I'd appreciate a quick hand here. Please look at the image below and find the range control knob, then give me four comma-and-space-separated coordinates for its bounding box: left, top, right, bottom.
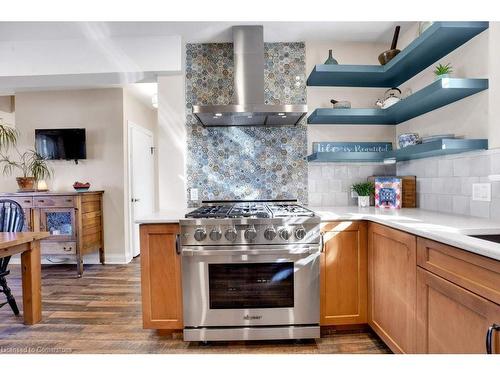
194, 227, 207, 242
264, 227, 277, 240
244, 227, 258, 241
209, 228, 222, 241
279, 227, 291, 241
295, 226, 307, 240
225, 227, 238, 242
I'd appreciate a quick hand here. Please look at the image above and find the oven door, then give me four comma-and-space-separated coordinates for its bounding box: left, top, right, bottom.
181, 245, 320, 328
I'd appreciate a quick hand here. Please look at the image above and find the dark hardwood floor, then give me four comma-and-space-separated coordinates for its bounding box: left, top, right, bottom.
0, 259, 390, 354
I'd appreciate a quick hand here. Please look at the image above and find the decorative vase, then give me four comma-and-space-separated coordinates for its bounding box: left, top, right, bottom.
358, 196, 370, 208
16, 177, 36, 191
324, 49, 338, 65
435, 73, 450, 81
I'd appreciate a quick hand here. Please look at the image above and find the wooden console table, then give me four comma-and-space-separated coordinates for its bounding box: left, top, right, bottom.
0, 232, 49, 324
0, 191, 104, 277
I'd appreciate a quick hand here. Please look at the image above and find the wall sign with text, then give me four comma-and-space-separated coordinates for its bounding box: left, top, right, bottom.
312, 142, 393, 153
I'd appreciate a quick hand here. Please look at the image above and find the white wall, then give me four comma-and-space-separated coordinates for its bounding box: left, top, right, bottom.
0, 88, 128, 264
122, 88, 158, 261
305, 40, 397, 154
396, 23, 497, 148
157, 74, 187, 211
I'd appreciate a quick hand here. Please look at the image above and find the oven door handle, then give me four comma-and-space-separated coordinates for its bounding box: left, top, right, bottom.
181, 246, 319, 257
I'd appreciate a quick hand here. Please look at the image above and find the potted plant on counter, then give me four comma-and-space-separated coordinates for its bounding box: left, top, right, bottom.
434, 63, 453, 80
0, 121, 52, 191
351, 181, 375, 208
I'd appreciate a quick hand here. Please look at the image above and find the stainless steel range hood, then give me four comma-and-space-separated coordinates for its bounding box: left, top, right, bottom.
192, 26, 307, 127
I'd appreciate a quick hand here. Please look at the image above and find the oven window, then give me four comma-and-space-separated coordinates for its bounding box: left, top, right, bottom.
209, 262, 294, 309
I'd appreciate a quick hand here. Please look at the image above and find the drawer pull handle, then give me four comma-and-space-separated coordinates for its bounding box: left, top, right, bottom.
66, 199, 72, 202
39, 200, 45, 203
24, 200, 31, 203
486, 323, 500, 354
63, 247, 72, 252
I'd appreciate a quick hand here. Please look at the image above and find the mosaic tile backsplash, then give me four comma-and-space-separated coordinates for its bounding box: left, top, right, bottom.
185, 42, 308, 204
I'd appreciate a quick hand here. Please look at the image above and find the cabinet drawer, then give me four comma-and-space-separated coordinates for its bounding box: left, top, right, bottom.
35, 196, 74, 207
41, 241, 77, 255
7, 196, 33, 208
417, 237, 500, 305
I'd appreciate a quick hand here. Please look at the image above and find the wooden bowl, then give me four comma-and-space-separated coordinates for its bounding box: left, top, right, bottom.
378, 49, 400, 65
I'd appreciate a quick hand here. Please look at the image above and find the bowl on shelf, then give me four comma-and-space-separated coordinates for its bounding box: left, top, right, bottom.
398, 133, 422, 149
73, 181, 91, 192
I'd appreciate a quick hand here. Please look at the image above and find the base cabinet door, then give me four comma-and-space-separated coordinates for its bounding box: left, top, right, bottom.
320, 221, 367, 325
368, 223, 417, 353
416, 267, 500, 353
140, 224, 182, 329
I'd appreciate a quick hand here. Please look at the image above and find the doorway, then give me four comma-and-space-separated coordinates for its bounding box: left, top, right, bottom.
128, 122, 155, 258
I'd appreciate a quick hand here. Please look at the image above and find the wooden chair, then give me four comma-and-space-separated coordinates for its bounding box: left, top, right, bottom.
0, 199, 25, 315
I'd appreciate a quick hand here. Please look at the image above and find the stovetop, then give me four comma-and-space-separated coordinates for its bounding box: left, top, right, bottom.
185, 201, 315, 219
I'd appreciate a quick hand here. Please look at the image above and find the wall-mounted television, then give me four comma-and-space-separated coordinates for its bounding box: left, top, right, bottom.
35, 128, 86, 161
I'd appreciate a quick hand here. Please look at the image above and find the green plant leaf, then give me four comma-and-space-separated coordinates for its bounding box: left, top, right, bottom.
351, 181, 375, 197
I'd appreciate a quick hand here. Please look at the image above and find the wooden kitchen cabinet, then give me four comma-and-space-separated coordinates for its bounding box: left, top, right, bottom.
367, 223, 417, 353
140, 223, 183, 330
416, 237, 500, 353
320, 221, 367, 325
416, 268, 500, 353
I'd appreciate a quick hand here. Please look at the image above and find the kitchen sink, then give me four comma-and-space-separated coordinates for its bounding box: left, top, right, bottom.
468, 234, 500, 244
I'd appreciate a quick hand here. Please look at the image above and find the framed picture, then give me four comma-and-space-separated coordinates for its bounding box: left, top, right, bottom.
375, 177, 402, 209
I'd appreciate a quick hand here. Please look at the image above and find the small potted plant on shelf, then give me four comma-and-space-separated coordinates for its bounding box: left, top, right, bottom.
434, 63, 453, 80
351, 181, 375, 208
0, 121, 52, 191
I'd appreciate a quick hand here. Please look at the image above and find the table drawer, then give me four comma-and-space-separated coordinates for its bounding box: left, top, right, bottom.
417, 237, 500, 304
35, 196, 74, 207
41, 241, 77, 255
6, 196, 33, 208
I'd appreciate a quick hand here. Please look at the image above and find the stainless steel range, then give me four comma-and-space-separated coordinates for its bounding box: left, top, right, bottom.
179, 200, 321, 342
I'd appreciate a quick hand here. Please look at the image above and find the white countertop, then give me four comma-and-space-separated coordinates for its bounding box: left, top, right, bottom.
137, 207, 500, 261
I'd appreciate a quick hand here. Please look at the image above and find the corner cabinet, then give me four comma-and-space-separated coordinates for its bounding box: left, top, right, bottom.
0, 191, 104, 277
320, 221, 367, 325
367, 223, 417, 354
140, 223, 183, 330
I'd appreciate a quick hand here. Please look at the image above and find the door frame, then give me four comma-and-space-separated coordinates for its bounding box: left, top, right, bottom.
127, 121, 155, 261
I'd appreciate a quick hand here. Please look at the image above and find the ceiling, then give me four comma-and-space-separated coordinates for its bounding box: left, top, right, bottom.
0, 21, 414, 43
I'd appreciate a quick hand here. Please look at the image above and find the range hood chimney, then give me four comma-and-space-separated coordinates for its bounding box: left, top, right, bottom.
192, 26, 307, 127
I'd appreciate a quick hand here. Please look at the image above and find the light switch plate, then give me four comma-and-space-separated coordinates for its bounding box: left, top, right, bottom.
472, 183, 491, 202
189, 188, 199, 201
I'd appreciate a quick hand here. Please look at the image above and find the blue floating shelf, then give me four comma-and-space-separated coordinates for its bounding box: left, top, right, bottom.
392, 138, 488, 161
307, 78, 488, 125
307, 139, 488, 163
307, 22, 489, 87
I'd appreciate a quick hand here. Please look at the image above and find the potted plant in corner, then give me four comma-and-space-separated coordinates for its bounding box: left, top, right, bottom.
434, 63, 453, 80
0, 121, 52, 191
351, 181, 375, 208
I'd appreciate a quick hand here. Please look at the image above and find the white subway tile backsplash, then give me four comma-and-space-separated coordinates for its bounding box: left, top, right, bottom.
491, 153, 500, 174
309, 192, 322, 206
461, 176, 480, 196
438, 159, 454, 177
470, 155, 491, 177
453, 157, 471, 177
396, 151, 500, 220
308, 163, 396, 208
452, 195, 470, 216
437, 195, 453, 213
490, 198, 500, 220
470, 200, 491, 218
424, 159, 439, 177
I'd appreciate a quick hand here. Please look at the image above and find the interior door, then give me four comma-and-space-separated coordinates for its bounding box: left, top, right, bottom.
129, 123, 155, 258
